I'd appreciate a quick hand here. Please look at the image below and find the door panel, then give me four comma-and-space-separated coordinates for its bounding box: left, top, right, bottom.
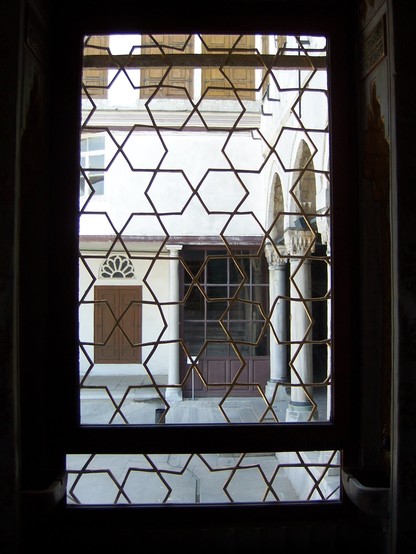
94, 288, 118, 362
94, 285, 142, 363
182, 357, 269, 398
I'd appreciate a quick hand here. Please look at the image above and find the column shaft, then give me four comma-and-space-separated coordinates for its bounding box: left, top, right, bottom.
264, 243, 288, 401
165, 245, 182, 402
284, 229, 315, 421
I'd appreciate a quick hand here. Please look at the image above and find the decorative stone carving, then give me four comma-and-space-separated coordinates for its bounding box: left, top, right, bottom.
99, 254, 135, 278
264, 241, 286, 268
284, 229, 315, 257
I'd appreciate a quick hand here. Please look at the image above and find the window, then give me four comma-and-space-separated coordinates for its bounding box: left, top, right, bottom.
183, 249, 269, 358
136, 34, 256, 100
201, 35, 256, 99
80, 134, 105, 196
140, 34, 195, 98
82, 35, 109, 99
62, 14, 355, 515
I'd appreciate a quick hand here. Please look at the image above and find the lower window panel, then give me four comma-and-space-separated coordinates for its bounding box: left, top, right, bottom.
66, 451, 341, 505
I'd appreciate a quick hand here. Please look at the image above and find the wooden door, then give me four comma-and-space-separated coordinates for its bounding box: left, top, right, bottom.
182, 357, 270, 398
94, 285, 142, 363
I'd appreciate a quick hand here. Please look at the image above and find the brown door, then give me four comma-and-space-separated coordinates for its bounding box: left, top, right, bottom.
94, 285, 142, 363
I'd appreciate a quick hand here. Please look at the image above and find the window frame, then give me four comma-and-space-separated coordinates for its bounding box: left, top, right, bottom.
46, 2, 359, 521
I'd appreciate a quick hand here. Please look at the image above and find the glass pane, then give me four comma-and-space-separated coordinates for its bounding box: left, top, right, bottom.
206, 321, 229, 342
183, 251, 204, 283
88, 135, 105, 150
206, 257, 227, 284
230, 256, 250, 284
90, 174, 104, 194
206, 285, 227, 300
184, 286, 204, 318
205, 341, 229, 357
66, 450, 341, 505
183, 321, 205, 354
206, 299, 227, 319
78, 33, 331, 428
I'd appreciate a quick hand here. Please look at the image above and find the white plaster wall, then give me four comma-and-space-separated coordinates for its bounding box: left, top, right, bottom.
80, 129, 267, 236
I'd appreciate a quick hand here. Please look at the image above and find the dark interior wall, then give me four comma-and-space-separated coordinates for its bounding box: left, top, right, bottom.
18, 0, 59, 492
1, 0, 415, 552
358, 0, 392, 482
390, 1, 416, 552
0, 2, 23, 553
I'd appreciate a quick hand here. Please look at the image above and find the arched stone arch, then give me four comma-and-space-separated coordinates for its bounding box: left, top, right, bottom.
266, 171, 285, 243
288, 139, 317, 230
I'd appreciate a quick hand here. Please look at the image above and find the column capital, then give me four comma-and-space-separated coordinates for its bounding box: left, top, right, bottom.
264, 241, 287, 269
166, 244, 183, 255
284, 229, 316, 256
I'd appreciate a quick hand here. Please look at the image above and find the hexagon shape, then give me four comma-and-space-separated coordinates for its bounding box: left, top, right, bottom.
196, 169, 248, 214
221, 128, 272, 173
119, 125, 167, 171
122, 464, 172, 504
192, 85, 246, 131
274, 126, 318, 172
145, 170, 195, 214
223, 456, 273, 502
69, 468, 125, 504
293, 89, 329, 131
220, 300, 268, 346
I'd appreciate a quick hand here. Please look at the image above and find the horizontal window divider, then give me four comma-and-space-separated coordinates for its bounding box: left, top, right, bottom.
66, 423, 344, 454
63, 499, 351, 522
83, 53, 327, 70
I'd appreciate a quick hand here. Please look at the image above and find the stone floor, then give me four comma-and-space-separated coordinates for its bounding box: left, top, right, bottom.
81, 390, 327, 425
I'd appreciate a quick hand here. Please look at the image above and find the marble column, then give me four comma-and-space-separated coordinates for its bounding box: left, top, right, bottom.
165, 244, 183, 402
264, 242, 289, 401
284, 229, 316, 422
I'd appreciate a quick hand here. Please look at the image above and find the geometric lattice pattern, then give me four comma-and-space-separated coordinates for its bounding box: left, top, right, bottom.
67, 451, 341, 505
78, 33, 330, 425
